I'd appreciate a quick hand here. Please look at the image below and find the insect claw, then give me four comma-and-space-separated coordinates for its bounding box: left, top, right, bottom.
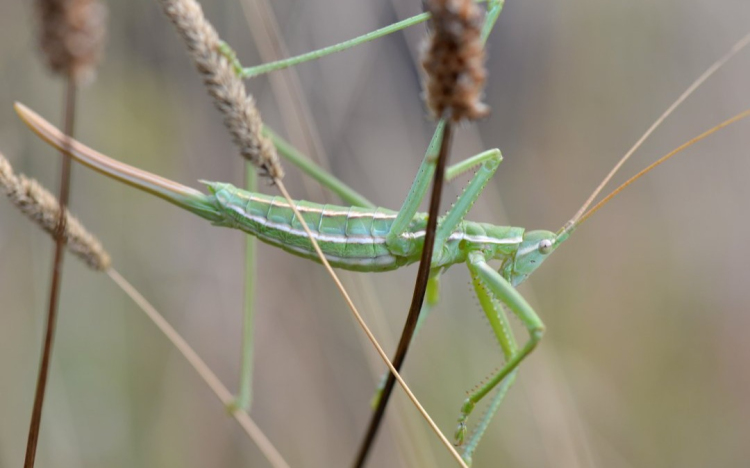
454, 421, 467, 446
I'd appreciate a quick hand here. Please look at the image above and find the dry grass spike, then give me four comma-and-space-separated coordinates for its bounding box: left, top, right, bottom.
157, 0, 283, 180
36, 0, 107, 85
422, 0, 489, 121
0, 152, 110, 270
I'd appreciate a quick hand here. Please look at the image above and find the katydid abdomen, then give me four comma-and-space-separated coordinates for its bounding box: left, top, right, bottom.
209, 183, 414, 271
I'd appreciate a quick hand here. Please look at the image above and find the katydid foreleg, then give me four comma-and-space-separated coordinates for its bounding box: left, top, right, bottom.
457, 250, 546, 445
460, 270, 521, 464
415, 148, 505, 332
408, 148, 505, 331
370, 148, 504, 408
433, 149, 503, 253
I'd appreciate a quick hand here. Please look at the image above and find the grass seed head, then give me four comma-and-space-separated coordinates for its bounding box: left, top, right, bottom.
0, 152, 111, 270
36, 0, 107, 85
158, 0, 283, 180
422, 0, 489, 122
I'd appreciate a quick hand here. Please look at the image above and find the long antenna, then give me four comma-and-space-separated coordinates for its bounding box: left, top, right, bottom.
573, 108, 750, 229
560, 32, 750, 237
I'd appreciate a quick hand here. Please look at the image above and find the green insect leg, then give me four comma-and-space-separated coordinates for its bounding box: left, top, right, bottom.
457, 251, 545, 445
386, 143, 504, 251
444, 148, 503, 182
458, 264, 520, 464
432, 149, 502, 259
385, 122, 447, 247
229, 165, 259, 413
217, 41, 245, 76
461, 371, 518, 466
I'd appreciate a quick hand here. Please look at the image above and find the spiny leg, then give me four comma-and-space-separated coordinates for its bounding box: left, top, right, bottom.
470, 262, 518, 365
385, 122, 447, 248
462, 371, 517, 466
375, 147, 503, 407
457, 251, 545, 444
459, 266, 520, 464
377, 140, 506, 452
432, 149, 502, 259
378, 146, 506, 444
386, 145, 503, 249
445, 148, 504, 182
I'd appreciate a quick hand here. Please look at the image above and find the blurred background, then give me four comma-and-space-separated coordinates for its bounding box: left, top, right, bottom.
2, 0, 750, 467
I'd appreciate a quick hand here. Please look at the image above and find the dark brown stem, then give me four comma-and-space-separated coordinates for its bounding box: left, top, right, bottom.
353, 121, 454, 468
24, 78, 77, 468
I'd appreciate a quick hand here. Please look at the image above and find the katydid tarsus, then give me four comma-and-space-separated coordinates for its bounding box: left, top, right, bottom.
15, 81, 750, 465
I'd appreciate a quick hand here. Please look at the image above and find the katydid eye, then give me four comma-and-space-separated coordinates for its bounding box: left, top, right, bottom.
538, 239, 553, 254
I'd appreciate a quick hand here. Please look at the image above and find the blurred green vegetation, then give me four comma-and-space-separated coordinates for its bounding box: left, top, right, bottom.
2, 1, 750, 467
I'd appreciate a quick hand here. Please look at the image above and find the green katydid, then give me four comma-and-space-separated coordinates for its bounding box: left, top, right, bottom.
15, 101, 750, 462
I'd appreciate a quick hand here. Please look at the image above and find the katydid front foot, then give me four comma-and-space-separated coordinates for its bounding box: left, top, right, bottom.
217, 40, 245, 77
454, 398, 475, 445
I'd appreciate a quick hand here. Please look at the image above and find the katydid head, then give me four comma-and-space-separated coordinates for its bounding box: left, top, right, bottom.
502, 230, 559, 286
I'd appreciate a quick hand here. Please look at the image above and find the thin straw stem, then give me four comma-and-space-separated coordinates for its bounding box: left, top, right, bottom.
106, 268, 291, 468
353, 122, 454, 468
24, 79, 77, 468
355, 1, 502, 463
